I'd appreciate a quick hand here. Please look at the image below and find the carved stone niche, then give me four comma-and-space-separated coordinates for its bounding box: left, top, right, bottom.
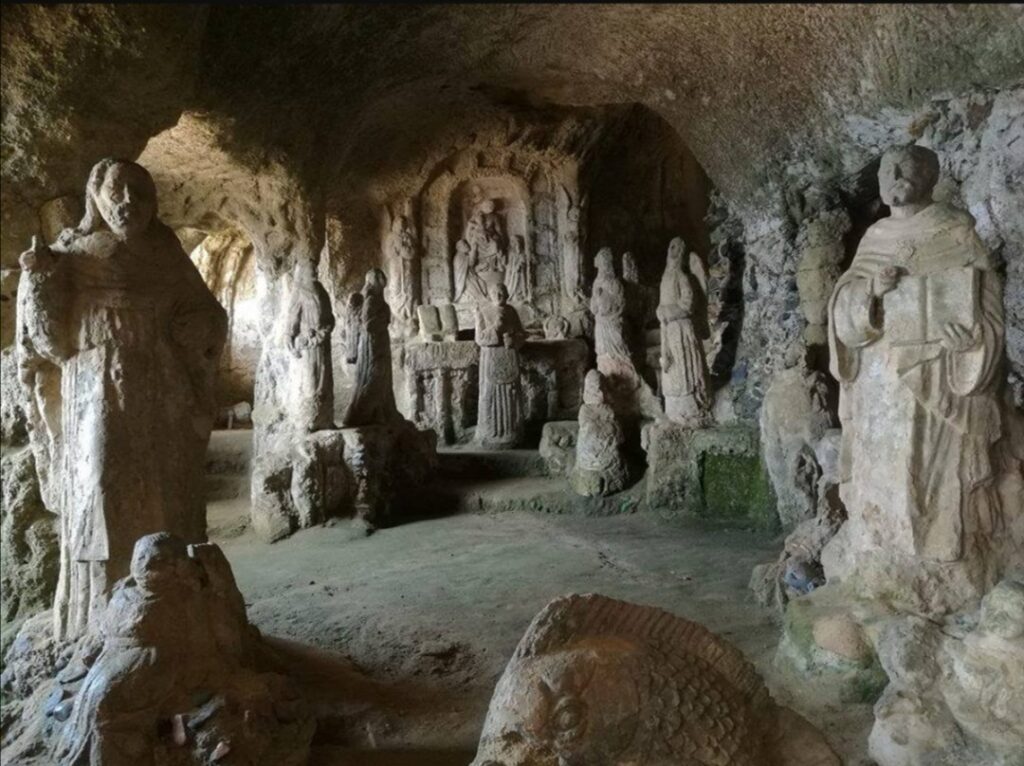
417, 150, 583, 334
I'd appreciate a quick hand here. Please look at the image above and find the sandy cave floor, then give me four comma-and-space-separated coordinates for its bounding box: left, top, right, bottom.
210, 501, 876, 765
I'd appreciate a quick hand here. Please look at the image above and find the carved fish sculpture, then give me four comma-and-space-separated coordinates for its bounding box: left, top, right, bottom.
472, 593, 839, 766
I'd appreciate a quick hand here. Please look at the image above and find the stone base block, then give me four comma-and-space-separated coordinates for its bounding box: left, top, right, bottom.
251, 421, 437, 541
643, 422, 777, 530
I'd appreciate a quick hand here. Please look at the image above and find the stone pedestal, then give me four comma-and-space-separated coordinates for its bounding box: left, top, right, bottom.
643, 422, 776, 529
251, 421, 437, 541
251, 430, 348, 542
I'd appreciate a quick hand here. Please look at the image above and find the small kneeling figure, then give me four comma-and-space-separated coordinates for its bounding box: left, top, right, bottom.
571, 370, 630, 497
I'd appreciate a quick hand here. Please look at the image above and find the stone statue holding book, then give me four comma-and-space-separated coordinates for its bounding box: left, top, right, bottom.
822, 144, 1024, 616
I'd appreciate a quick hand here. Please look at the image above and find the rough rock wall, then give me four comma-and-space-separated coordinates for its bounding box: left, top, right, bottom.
190, 229, 260, 407
711, 84, 1024, 423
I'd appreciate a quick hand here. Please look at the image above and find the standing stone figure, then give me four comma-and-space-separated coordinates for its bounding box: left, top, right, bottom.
452, 238, 487, 304
823, 145, 1023, 614
342, 268, 399, 427
16, 158, 227, 641
571, 370, 629, 497
475, 283, 526, 448
285, 259, 335, 432
590, 247, 631, 362
658, 237, 711, 426
505, 234, 530, 303
385, 211, 418, 330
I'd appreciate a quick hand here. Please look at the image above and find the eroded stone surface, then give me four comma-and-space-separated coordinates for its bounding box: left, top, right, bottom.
472, 592, 840, 766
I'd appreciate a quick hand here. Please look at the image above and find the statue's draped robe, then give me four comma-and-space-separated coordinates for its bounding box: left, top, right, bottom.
475, 304, 524, 448
286, 279, 335, 431
591, 272, 631, 361
506, 247, 529, 304
829, 203, 1006, 563
453, 249, 487, 304
18, 226, 226, 640
343, 289, 398, 427
575, 403, 627, 482
658, 266, 709, 417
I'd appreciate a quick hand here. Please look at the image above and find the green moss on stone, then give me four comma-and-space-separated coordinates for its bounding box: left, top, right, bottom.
700, 453, 778, 531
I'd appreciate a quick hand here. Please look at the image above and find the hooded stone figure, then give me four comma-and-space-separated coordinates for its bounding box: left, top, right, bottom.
342, 268, 400, 427
658, 236, 711, 426
16, 158, 228, 641
284, 259, 335, 432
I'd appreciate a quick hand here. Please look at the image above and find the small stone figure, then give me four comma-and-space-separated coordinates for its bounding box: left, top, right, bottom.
284, 259, 335, 432
465, 198, 506, 272
505, 234, 530, 303
571, 370, 629, 497
385, 210, 418, 330
658, 237, 711, 426
475, 283, 526, 448
472, 593, 840, 766
342, 268, 399, 427
53, 533, 313, 766
590, 246, 631, 362
341, 290, 364, 365
16, 158, 228, 641
452, 238, 487, 304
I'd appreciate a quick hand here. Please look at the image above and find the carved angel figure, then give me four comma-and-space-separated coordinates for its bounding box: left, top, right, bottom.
658, 237, 711, 426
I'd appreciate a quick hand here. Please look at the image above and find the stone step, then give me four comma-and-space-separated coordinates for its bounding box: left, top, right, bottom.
420, 475, 644, 517
205, 474, 248, 502
205, 429, 254, 476
436, 448, 548, 479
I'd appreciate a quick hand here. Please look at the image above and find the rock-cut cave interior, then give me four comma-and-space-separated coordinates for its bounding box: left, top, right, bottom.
1, 5, 1023, 766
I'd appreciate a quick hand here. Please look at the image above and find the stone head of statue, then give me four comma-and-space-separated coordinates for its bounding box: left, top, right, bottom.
80, 158, 158, 239
480, 199, 496, 216
879, 145, 939, 208
595, 247, 615, 276
130, 532, 192, 594
495, 282, 509, 306
621, 252, 639, 283
455, 239, 470, 256
365, 267, 387, 294
667, 237, 686, 266
583, 369, 605, 406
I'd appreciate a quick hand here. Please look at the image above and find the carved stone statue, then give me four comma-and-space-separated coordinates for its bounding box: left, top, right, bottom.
385, 210, 418, 329
452, 238, 487, 304
465, 198, 506, 273
53, 533, 313, 766
16, 158, 227, 641
341, 290, 363, 365
475, 283, 525, 448
472, 593, 840, 766
342, 268, 399, 427
590, 247, 631, 362
822, 144, 1024, 616
284, 259, 334, 432
571, 370, 629, 497
505, 234, 529, 303
658, 237, 711, 426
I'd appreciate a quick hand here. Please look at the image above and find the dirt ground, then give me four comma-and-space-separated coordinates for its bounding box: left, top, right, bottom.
213, 505, 875, 765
